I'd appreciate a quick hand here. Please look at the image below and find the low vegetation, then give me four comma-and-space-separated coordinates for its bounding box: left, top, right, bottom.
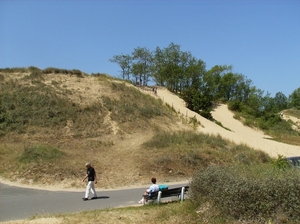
190, 163, 300, 223
19, 145, 64, 163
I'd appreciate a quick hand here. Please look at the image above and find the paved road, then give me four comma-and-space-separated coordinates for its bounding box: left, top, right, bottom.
0, 182, 188, 222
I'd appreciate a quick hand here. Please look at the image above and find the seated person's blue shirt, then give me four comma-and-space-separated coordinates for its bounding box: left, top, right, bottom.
147, 184, 159, 195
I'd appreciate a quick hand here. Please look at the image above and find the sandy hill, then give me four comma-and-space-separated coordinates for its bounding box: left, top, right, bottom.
154, 87, 300, 158
1, 71, 300, 190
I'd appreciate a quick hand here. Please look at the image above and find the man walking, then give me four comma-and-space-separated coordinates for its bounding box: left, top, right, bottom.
82, 162, 98, 201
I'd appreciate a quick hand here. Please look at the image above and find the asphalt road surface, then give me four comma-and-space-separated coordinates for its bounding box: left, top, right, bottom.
0, 182, 188, 222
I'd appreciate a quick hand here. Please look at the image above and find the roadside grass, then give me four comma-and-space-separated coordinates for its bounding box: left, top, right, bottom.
1, 201, 200, 224
55, 202, 200, 224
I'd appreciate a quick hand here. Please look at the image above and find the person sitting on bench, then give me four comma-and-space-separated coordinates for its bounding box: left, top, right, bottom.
139, 177, 159, 204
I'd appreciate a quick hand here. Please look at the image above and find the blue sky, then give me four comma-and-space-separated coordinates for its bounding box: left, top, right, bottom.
1, 0, 299, 97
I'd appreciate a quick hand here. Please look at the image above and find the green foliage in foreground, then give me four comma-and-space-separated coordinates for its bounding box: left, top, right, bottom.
190, 164, 300, 223
270, 154, 291, 170
19, 145, 64, 163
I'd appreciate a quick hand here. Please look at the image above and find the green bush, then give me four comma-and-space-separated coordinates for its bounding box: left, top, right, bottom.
19, 145, 64, 163
190, 164, 300, 223
271, 154, 291, 170
199, 110, 213, 120
227, 100, 242, 111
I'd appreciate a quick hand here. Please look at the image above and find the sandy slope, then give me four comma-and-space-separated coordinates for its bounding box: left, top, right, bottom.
156, 87, 300, 157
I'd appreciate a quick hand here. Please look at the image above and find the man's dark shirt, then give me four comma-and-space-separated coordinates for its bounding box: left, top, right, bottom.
87, 167, 96, 181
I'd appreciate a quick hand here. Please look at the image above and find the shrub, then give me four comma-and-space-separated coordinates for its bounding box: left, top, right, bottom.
228, 100, 242, 111
271, 154, 290, 170
190, 164, 300, 222
199, 110, 213, 120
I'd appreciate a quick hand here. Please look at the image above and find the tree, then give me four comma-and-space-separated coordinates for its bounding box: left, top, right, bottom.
153, 46, 167, 86
273, 92, 288, 112
185, 58, 206, 90
218, 72, 237, 101
131, 47, 152, 86
163, 43, 182, 92
289, 87, 300, 109
205, 65, 232, 101
245, 87, 265, 117
181, 61, 214, 120
177, 51, 193, 93
233, 76, 252, 102
109, 54, 132, 80
131, 63, 144, 85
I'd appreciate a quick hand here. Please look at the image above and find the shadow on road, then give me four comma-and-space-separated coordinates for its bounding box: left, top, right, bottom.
92, 196, 110, 200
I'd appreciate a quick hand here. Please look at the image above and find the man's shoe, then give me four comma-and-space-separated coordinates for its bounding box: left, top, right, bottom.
82, 198, 88, 201
91, 197, 98, 200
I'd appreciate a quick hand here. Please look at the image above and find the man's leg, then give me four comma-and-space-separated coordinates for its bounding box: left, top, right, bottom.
90, 181, 97, 198
85, 181, 92, 199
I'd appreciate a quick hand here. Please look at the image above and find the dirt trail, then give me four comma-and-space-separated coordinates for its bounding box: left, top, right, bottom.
156, 87, 300, 157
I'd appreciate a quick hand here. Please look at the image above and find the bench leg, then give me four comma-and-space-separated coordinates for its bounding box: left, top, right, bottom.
180, 187, 185, 202
156, 191, 162, 204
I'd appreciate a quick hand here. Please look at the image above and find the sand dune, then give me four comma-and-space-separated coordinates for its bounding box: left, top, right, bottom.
156, 87, 300, 157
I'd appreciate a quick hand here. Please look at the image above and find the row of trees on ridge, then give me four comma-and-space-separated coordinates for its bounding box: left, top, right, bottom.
110, 43, 300, 122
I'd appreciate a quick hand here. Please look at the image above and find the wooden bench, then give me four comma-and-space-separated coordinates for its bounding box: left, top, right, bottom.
143, 185, 189, 204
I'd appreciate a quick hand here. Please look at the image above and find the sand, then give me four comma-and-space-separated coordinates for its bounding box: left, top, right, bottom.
156, 87, 300, 157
